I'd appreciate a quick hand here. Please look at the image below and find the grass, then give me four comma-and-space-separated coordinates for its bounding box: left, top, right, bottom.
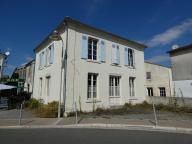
24, 99, 58, 118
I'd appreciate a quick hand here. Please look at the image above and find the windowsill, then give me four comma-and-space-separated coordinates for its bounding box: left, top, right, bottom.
39, 63, 52, 70
111, 64, 121, 67
86, 59, 102, 64
125, 65, 135, 69
129, 97, 137, 100
86, 99, 101, 103
109, 96, 120, 98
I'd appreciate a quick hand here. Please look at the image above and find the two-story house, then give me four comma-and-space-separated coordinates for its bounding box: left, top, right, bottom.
32, 17, 147, 113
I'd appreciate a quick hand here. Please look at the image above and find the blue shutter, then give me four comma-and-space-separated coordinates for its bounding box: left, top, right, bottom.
99, 40, 106, 62
112, 44, 117, 64
124, 48, 128, 65
81, 35, 88, 59
133, 50, 136, 68
117, 46, 120, 64
50, 44, 54, 64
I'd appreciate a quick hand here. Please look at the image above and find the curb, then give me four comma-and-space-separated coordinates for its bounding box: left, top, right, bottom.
0, 124, 192, 134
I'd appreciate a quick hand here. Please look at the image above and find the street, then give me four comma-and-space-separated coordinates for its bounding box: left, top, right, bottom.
0, 128, 191, 144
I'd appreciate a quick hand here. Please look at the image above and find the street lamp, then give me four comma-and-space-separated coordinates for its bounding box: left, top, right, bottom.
49, 30, 64, 118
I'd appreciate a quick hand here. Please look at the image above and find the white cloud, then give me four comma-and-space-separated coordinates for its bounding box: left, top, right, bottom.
147, 19, 192, 47
146, 54, 170, 63
25, 55, 33, 62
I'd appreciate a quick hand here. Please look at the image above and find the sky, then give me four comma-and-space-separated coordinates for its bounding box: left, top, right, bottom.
0, 0, 192, 75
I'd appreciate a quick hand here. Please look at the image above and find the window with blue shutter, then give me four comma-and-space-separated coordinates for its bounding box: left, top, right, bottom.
124, 47, 128, 65
99, 40, 106, 62
111, 44, 120, 65
50, 44, 54, 64
81, 35, 88, 59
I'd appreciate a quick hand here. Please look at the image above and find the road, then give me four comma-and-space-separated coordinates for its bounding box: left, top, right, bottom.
0, 128, 191, 144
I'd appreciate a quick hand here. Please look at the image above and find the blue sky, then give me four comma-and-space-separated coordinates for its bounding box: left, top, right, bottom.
0, 0, 192, 75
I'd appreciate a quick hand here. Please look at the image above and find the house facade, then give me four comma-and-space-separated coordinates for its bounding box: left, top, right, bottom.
32, 17, 147, 113
145, 62, 173, 97
168, 44, 192, 98
0, 53, 6, 79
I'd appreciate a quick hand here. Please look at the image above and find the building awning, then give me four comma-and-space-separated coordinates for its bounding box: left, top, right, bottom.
0, 84, 16, 90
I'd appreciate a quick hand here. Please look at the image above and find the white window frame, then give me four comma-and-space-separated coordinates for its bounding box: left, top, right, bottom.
39, 77, 43, 97
109, 76, 120, 97
88, 37, 98, 61
46, 76, 51, 97
128, 48, 134, 67
159, 87, 166, 97
87, 73, 98, 99
147, 87, 153, 96
129, 77, 135, 97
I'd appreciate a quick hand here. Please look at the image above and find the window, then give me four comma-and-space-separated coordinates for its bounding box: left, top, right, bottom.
109, 76, 120, 97
147, 87, 153, 96
49, 44, 54, 64
112, 44, 120, 65
88, 38, 98, 60
129, 77, 135, 97
128, 49, 134, 67
39, 78, 43, 97
146, 72, 151, 80
159, 87, 166, 97
39, 53, 42, 68
46, 76, 51, 97
87, 73, 98, 99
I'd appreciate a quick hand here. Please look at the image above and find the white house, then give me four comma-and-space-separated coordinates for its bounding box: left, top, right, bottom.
168, 44, 192, 98
32, 17, 147, 113
0, 52, 6, 79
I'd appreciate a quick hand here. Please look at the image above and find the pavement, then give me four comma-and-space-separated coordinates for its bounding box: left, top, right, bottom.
1, 109, 192, 134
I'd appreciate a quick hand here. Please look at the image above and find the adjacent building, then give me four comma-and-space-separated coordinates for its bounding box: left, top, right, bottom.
145, 62, 173, 97
12, 59, 35, 94
168, 44, 192, 98
0, 52, 6, 79
32, 17, 147, 113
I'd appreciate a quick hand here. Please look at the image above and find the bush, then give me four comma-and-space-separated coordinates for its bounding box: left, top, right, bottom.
25, 98, 41, 109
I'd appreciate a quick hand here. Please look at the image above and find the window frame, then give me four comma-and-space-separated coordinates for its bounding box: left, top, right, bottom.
109, 75, 121, 97
128, 48, 134, 67
129, 77, 135, 97
159, 87, 166, 97
88, 37, 98, 61
87, 73, 98, 100
147, 87, 153, 96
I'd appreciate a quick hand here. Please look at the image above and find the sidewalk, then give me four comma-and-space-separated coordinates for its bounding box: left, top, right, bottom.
0, 116, 192, 134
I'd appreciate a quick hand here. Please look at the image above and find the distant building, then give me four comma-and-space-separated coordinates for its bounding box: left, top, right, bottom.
0, 52, 6, 79
145, 62, 173, 97
168, 44, 192, 98
12, 59, 35, 94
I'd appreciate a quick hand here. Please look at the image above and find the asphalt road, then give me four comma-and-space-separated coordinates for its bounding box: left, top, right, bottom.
0, 128, 192, 144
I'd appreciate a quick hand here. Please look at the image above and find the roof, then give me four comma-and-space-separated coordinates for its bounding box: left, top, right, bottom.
145, 61, 171, 68
34, 17, 147, 52
167, 43, 192, 54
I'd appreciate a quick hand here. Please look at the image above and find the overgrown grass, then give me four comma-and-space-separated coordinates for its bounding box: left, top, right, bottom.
68, 101, 192, 117
25, 99, 58, 118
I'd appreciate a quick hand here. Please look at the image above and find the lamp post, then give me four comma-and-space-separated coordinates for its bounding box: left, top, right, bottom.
49, 30, 64, 118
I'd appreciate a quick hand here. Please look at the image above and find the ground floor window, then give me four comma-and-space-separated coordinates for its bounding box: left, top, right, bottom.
46, 76, 51, 97
147, 87, 153, 96
129, 77, 135, 97
109, 76, 120, 97
39, 77, 42, 97
87, 73, 98, 99
159, 87, 166, 97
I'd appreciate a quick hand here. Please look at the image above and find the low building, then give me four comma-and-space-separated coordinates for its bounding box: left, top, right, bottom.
0, 52, 6, 79
168, 44, 192, 98
24, 60, 35, 94
32, 17, 147, 113
12, 60, 35, 94
145, 62, 173, 97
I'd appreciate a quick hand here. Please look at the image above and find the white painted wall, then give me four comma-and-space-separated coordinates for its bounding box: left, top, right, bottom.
174, 80, 192, 98
33, 26, 146, 112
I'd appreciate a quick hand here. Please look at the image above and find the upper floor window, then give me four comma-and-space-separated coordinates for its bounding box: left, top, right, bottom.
124, 48, 135, 68
146, 72, 151, 80
88, 37, 98, 60
112, 44, 120, 65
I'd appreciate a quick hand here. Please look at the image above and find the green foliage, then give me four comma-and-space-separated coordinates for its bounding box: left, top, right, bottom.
25, 98, 41, 109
